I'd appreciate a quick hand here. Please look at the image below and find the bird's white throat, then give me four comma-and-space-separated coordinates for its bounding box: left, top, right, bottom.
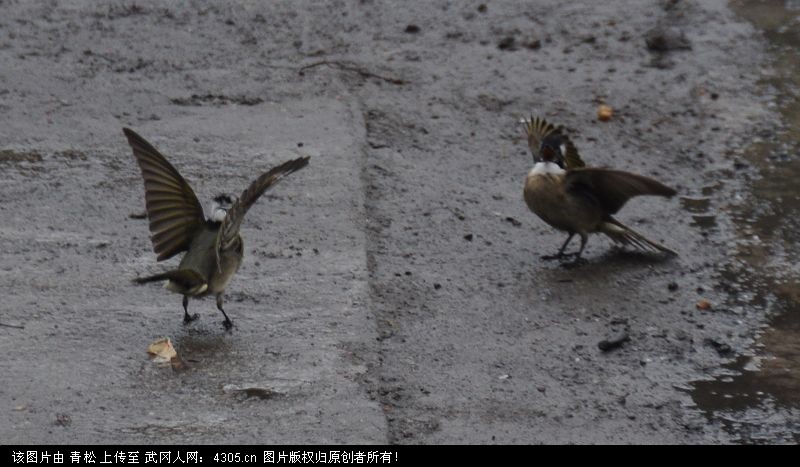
210, 207, 228, 222
529, 162, 565, 176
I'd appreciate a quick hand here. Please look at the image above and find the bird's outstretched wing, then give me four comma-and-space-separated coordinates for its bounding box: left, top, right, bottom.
565, 168, 676, 214
522, 115, 585, 168
123, 128, 206, 261
562, 138, 585, 170
215, 156, 310, 267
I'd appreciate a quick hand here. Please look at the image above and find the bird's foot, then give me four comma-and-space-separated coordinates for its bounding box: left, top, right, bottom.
222, 318, 234, 331
183, 313, 199, 324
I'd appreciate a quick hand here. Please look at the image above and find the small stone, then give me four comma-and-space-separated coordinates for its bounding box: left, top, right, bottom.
55, 413, 71, 427
645, 26, 691, 52
497, 36, 516, 51
526, 39, 542, 50
704, 338, 733, 357
598, 332, 630, 352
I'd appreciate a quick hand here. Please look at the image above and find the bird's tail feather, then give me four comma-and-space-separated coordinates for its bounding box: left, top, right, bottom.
601, 218, 677, 256
133, 269, 207, 295
133, 272, 172, 284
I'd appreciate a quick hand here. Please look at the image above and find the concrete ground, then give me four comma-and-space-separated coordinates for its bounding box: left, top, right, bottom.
1, 0, 797, 443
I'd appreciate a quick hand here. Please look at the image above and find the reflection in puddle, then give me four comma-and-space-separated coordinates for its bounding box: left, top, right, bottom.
690, 214, 717, 229
680, 196, 712, 213
692, 274, 800, 443
689, 0, 800, 444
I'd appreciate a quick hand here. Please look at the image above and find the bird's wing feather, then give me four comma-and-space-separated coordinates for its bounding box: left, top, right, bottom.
215, 156, 310, 267
523, 115, 560, 159
562, 138, 585, 169
123, 127, 206, 261
565, 168, 676, 214
523, 115, 585, 168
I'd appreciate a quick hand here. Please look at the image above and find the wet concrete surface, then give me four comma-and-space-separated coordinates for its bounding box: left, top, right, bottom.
0, 0, 797, 444
688, 0, 800, 444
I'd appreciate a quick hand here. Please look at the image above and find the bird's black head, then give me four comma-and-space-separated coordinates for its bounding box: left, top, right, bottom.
539, 134, 567, 169
210, 193, 237, 223
213, 194, 235, 207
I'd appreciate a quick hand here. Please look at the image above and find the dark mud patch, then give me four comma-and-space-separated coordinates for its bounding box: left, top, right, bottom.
0, 149, 43, 164
170, 94, 265, 106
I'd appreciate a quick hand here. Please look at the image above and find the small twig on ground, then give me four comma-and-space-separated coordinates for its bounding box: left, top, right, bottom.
0, 322, 25, 329
298, 60, 409, 85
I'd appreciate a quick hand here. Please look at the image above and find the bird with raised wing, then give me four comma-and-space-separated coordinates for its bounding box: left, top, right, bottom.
124, 128, 309, 330
521, 116, 677, 262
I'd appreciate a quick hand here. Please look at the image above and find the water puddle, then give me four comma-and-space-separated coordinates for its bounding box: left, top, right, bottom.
680, 196, 712, 213
689, 0, 800, 443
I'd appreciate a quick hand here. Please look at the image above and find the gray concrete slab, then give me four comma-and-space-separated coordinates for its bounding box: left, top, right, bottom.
0, 0, 796, 444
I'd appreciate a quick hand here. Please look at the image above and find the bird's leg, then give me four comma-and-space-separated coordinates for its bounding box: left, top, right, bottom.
561, 233, 590, 268
567, 233, 589, 266
541, 233, 575, 260
182, 295, 199, 324
575, 233, 588, 258
216, 293, 233, 331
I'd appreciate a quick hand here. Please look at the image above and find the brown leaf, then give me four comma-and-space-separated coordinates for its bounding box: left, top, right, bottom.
598, 104, 614, 121
696, 299, 712, 310
147, 337, 178, 363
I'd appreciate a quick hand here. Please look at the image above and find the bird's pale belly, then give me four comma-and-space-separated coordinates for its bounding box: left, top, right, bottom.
524, 174, 570, 229
208, 253, 241, 294
524, 173, 600, 233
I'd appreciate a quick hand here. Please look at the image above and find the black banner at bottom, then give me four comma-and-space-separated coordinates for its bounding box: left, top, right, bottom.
3, 448, 402, 466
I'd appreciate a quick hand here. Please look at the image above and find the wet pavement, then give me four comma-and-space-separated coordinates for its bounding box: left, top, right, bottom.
0, 0, 798, 444
689, 0, 800, 444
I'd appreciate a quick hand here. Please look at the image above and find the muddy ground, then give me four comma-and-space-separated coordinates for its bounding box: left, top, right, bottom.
0, 0, 797, 444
